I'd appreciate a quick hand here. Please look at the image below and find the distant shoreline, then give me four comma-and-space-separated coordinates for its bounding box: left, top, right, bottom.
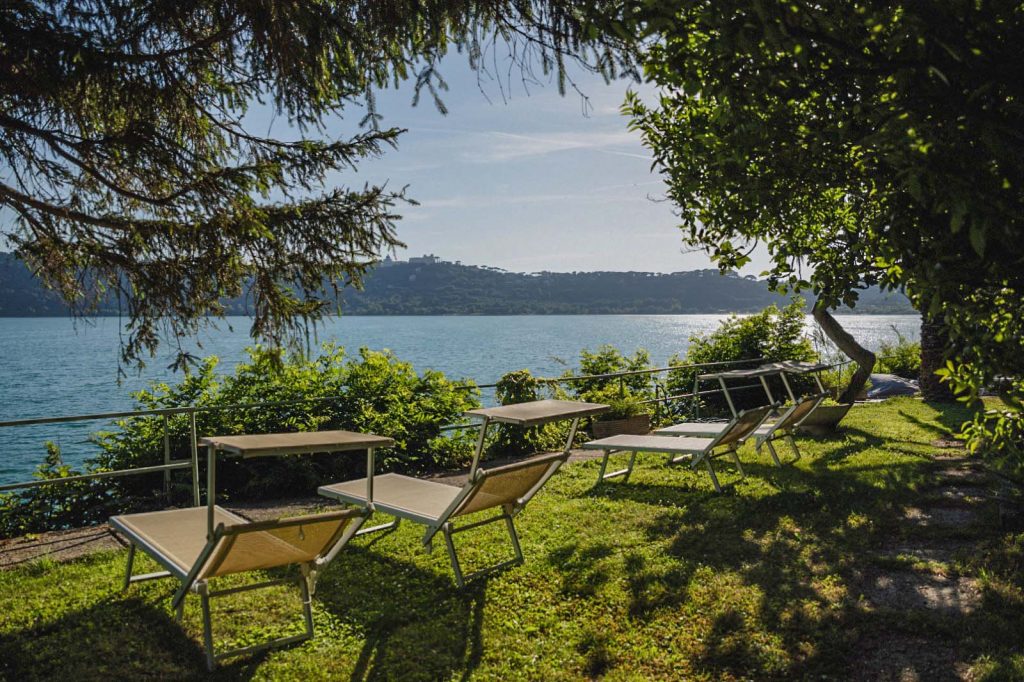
0, 310, 919, 318
1, 253, 917, 316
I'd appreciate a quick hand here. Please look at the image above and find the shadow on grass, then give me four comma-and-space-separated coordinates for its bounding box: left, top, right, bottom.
581, 449, 978, 678
1, 543, 487, 681
316, 545, 488, 682
901, 404, 973, 439
0, 592, 245, 681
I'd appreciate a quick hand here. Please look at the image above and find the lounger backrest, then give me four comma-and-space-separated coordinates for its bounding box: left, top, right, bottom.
198, 509, 361, 580
773, 393, 827, 431
710, 404, 775, 449
450, 451, 567, 518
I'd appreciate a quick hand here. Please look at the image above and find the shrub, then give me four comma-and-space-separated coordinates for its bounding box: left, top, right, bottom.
1, 345, 480, 536
577, 385, 644, 419
491, 369, 570, 455
0, 443, 120, 537
666, 301, 818, 418
876, 328, 922, 380
563, 345, 654, 400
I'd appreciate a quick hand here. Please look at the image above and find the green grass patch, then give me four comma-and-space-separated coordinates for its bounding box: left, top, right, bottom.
1, 399, 1022, 680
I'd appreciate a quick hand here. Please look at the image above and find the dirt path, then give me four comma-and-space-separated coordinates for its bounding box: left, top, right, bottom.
849, 450, 1015, 681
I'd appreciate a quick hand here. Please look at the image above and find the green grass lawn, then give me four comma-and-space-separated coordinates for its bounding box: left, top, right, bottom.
2, 398, 1022, 680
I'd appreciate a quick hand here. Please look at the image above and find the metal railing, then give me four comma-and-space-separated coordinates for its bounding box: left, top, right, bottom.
0, 355, 847, 495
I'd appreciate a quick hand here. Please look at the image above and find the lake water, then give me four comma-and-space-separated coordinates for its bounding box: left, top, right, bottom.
0, 314, 919, 483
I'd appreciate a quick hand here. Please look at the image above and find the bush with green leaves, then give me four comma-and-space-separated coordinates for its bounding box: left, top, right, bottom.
876, 329, 922, 380
561, 345, 654, 400
666, 301, 818, 418
1, 345, 480, 536
490, 369, 573, 455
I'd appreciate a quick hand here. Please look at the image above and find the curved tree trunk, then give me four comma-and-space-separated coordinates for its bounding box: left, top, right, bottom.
813, 298, 875, 404
919, 317, 955, 402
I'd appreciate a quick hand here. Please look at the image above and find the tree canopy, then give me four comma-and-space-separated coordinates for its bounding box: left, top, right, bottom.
619, 1, 1024, 445
0, 0, 635, 370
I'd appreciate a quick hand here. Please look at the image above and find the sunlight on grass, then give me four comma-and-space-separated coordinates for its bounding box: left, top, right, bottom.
1, 399, 1021, 681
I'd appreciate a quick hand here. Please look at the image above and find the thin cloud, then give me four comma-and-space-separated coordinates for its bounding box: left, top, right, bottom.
477, 130, 646, 162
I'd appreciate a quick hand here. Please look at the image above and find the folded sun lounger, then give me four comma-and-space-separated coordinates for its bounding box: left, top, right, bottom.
656, 393, 827, 466
582, 404, 775, 492
319, 450, 567, 587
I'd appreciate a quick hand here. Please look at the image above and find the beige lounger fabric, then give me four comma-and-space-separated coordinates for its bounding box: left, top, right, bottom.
111, 506, 245, 576
583, 405, 775, 492
322, 473, 462, 519
319, 450, 568, 586
583, 434, 713, 455
111, 506, 357, 580
657, 422, 773, 438
202, 513, 355, 578
465, 399, 609, 426
454, 451, 564, 517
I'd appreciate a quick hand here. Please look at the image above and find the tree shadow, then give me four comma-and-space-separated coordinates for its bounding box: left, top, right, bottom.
0, 590, 265, 681
581, 451, 977, 678
546, 541, 617, 598
315, 545, 488, 682
899, 408, 972, 441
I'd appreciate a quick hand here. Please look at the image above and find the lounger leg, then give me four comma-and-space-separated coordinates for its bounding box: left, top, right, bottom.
704, 460, 723, 493
596, 449, 611, 484
504, 513, 524, 564
596, 449, 638, 484
199, 583, 215, 672
441, 523, 465, 588
765, 439, 783, 467
356, 517, 401, 536
122, 543, 136, 591
622, 450, 637, 483
786, 434, 801, 462
727, 447, 745, 478
299, 566, 314, 640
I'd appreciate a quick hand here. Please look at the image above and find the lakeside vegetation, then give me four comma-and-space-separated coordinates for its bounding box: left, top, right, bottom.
2, 399, 1022, 680
0, 303, 927, 537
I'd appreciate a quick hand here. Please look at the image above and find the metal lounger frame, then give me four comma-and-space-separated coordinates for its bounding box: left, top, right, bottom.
753, 393, 828, 466
592, 404, 776, 492
113, 508, 369, 671
324, 451, 568, 587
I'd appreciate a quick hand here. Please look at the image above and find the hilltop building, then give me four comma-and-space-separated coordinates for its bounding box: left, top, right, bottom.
379, 254, 447, 267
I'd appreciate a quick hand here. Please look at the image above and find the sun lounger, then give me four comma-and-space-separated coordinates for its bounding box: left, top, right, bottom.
319, 450, 567, 587
111, 506, 365, 670
109, 429, 392, 670
656, 393, 826, 466
582, 405, 775, 492
749, 393, 827, 464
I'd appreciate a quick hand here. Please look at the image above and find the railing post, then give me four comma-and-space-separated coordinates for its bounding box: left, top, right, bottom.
653, 384, 661, 423
190, 410, 200, 506
162, 414, 171, 496
693, 376, 700, 419
618, 375, 625, 397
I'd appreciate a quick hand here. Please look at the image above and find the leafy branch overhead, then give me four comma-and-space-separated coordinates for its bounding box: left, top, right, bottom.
0, 0, 637, 370
615, 0, 1024, 445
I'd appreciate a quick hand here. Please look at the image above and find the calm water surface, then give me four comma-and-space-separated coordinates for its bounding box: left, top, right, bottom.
0, 314, 919, 482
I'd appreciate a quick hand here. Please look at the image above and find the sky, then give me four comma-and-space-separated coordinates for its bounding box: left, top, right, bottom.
0, 49, 770, 275
275, 54, 768, 275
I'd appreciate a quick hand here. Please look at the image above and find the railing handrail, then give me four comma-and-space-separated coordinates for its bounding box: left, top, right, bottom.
0, 356, 773, 428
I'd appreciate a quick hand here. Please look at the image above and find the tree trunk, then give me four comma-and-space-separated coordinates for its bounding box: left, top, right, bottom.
812, 298, 875, 404
919, 317, 955, 402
